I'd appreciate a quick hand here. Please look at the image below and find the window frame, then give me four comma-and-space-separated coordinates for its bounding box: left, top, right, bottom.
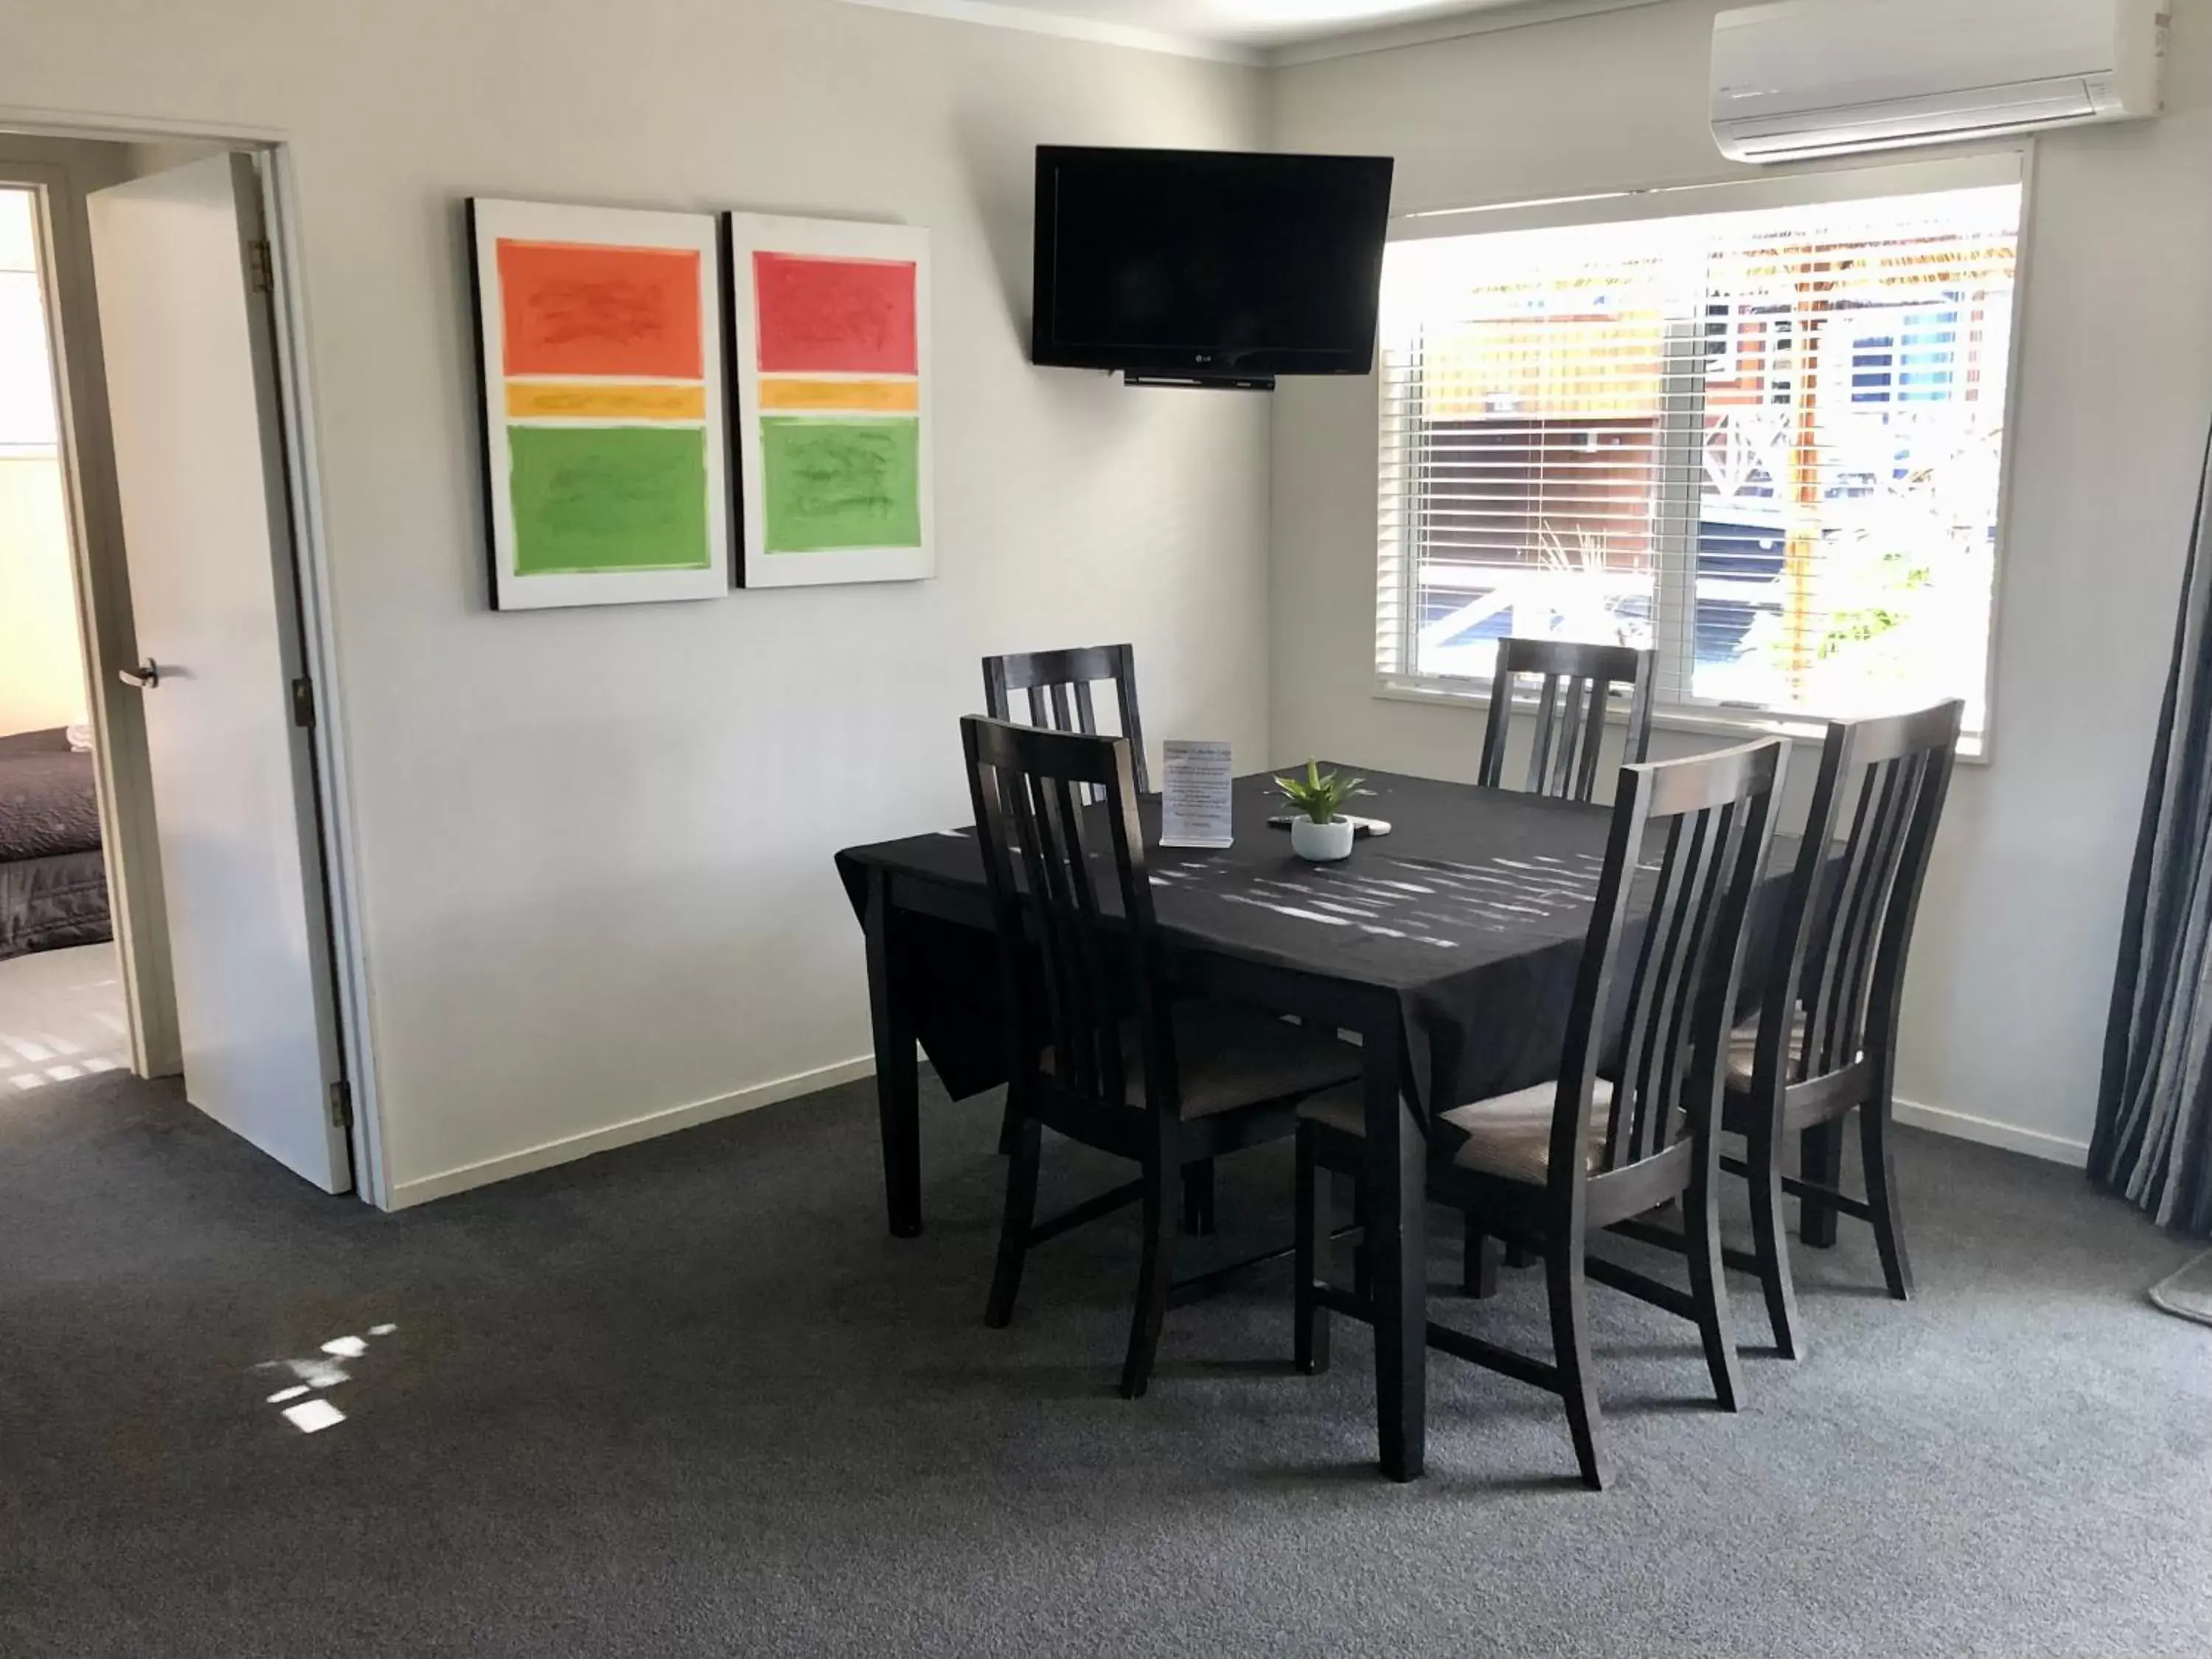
1372, 145, 2036, 763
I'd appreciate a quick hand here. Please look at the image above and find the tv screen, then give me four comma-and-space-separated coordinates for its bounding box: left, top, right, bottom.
1031, 147, 1394, 380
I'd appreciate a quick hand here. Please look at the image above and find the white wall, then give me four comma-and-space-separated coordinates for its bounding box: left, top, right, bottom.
1, 0, 1270, 1202
1270, 0, 2212, 1161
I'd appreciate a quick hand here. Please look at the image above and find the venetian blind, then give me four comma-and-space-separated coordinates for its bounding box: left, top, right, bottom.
1377, 178, 2023, 745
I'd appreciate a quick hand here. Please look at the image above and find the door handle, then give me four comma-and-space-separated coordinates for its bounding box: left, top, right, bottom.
118, 660, 162, 690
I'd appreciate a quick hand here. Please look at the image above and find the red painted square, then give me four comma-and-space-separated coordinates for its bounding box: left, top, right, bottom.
498, 240, 703, 380
754, 253, 917, 376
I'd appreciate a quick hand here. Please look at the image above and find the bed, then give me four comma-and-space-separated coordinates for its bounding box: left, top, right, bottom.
0, 727, 112, 961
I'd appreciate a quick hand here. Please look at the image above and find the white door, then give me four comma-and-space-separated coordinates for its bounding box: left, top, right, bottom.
87, 154, 349, 1194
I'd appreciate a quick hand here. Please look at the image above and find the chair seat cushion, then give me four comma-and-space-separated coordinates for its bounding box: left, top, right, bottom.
1047, 1001, 1363, 1119
1301, 1078, 1614, 1186
1726, 1010, 1856, 1091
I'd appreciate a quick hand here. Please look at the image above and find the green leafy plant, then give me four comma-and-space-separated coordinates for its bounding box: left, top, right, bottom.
1815, 546, 1932, 662
1273, 760, 1371, 826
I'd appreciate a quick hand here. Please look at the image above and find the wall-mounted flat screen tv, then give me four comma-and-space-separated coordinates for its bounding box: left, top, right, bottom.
1031, 147, 1395, 383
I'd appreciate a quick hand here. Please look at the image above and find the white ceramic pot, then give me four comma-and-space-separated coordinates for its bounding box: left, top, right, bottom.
1291, 815, 1355, 863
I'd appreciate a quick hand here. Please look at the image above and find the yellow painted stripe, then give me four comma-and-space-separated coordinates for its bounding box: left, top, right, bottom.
757, 378, 919, 413
505, 381, 706, 420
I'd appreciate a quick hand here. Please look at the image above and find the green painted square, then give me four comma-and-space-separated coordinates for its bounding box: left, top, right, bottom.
508, 424, 712, 576
760, 417, 922, 554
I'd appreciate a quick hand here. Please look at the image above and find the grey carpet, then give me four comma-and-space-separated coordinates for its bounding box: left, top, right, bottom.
2149, 1248, 2212, 1327
4, 1068, 2210, 1658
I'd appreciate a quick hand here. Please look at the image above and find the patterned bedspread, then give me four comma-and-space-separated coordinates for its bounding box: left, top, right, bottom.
0, 727, 102, 862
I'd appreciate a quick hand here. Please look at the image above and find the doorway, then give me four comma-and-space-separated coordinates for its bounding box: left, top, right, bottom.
0, 130, 369, 1200
0, 181, 128, 1088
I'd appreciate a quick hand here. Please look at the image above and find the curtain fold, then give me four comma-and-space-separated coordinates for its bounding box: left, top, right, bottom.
2093, 427, 2212, 1236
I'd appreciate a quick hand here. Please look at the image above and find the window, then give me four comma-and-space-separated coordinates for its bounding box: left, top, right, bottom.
1376, 159, 2022, 751
1, 189, 60, 457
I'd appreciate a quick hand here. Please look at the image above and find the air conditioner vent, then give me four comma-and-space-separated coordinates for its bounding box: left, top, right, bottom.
1713, 0, 2166, 164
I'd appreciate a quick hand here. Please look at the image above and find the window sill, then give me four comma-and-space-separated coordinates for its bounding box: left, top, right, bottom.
1371, 676, 1989, 765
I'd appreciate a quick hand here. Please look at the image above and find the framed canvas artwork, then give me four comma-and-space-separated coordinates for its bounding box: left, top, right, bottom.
723, 214, 933, 588
467, 198, 730, 609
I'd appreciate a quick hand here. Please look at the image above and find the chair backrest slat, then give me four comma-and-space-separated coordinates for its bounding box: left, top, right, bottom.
1054, 771, 1131, 1107
999, 754, 1085, 1096
1752, 700, 1964, 1094
1548, 675, 1595, 800
1480, 637, 1657, 804
1814, 754, 1910, 1076
1574, 674, 1611, 801
1638, 804, 1736, 1164
964, 714, 1171, 1118
1547, 737, 1784, 1189
984, 644, 1149, 800
1526, 672, 1562, 796
1610, 810, 1687, 1170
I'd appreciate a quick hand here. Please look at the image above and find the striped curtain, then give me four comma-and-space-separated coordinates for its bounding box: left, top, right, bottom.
2095, 429, 2212, 1236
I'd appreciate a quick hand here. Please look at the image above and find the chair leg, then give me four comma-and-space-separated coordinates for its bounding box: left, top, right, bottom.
995, 1086, 1022, 1156
1181, 1157, 1217, 1237
1799, 1118, 1845, 1249
1121, 1140, 1181, 1400
1861, 1087, 1914, 1301
1504, 1239, 1534, 1270
1462, 1222, 1499, 1300
985, 1113, 1043, 1329
1686, 1152, 1745, 1414
1545, 1231, 1608, 1491
1293, 1126, 1331, 1376
1743, 1113, 1804, 1360
1350, 1179, 1374, 1303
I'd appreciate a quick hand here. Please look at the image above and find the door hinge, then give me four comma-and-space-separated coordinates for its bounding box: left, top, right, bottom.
328, 1079, 354, 1133
248, 237, 274, 293
291, 675, 316, 728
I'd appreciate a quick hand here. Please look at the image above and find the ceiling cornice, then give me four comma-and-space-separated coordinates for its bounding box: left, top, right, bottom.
832, 1, 1265, 66
832, 0, 1674, 69
1266, 0, 1672, 67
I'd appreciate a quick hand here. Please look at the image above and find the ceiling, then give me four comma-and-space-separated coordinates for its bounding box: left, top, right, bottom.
953, 0, 1545, 48
835, 0, 1658, 63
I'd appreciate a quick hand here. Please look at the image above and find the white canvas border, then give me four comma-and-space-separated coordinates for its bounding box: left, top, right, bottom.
469, 198, 731, 610
724, 212, 934, 589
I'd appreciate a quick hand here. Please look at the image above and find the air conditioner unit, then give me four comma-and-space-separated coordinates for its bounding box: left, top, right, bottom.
1712, 0, 2168, 164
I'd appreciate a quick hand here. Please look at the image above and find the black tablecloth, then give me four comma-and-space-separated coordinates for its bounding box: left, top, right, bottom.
836, 766, 1795, 1119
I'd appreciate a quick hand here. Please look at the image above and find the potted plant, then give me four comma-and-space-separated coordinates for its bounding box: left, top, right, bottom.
1274, 760, 1370, 863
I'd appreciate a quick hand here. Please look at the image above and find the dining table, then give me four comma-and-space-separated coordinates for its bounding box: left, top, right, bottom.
835, 761, 1792, 1483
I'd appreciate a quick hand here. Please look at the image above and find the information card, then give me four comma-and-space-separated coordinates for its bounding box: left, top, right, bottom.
1159, 740, 1234, 849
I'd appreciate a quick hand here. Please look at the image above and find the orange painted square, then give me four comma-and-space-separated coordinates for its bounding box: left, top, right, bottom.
497, 240, 703, 380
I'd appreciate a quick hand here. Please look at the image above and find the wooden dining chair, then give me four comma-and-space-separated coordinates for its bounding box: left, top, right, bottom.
982, 644, 1149, 796
963, 716, 1362, 1399
1694, 700, 1963, 1360
1478, 638, 1657, 804
1294, 737, 1784, 1489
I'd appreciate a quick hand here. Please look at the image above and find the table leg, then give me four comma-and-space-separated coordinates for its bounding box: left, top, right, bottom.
1363, 1014, 1425, 1482
1800, 1118, 1843, 1251
864, 866, 922, 1238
